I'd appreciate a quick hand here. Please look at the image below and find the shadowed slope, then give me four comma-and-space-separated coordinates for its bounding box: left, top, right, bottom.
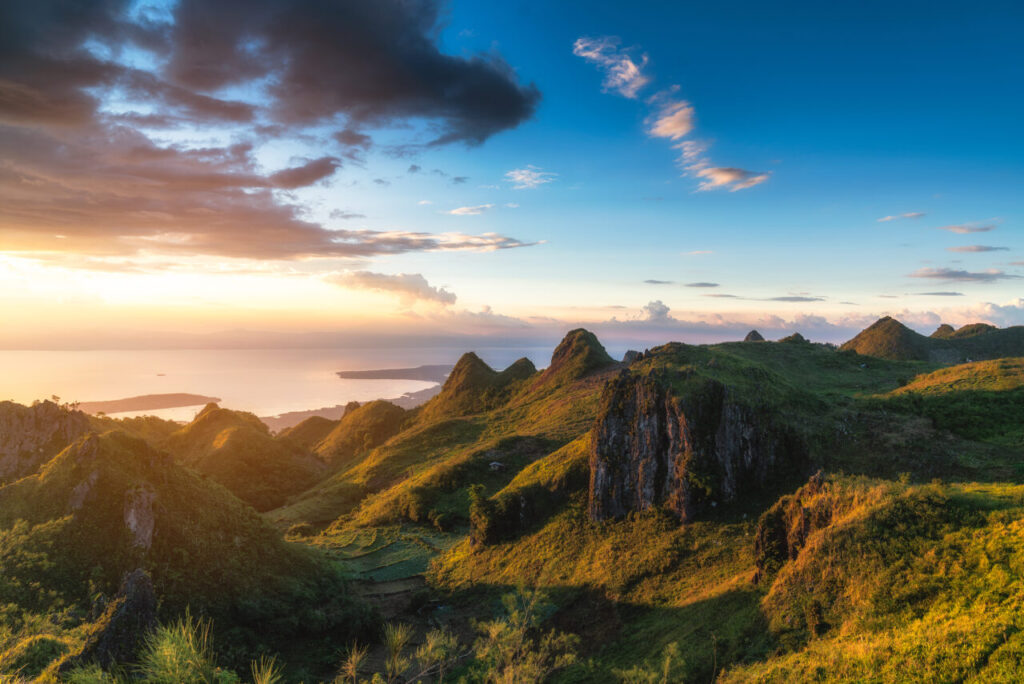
163, 404, 324, 511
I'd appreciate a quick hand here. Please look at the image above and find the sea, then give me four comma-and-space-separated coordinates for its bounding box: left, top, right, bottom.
0, 346, 559, 422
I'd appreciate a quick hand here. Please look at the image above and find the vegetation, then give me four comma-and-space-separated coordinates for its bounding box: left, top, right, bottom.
4, 321, 1024, 681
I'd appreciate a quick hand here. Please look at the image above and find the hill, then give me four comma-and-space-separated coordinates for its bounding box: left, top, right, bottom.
839, 316, 937, 360
0, 429, 373, 677
314, 400, 408, 465
163, 404, 324, 511
842, 316, 1024, 362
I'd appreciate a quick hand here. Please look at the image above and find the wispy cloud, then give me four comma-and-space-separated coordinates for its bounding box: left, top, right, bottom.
946, 245, 1009, 253
937, 223, 997, 234
644, 279, 674, 285
447, 204, 494, 216
571, 37, 651, 98
920, 291, 964, 296
685, 282, 719, 288
877, 212, 925, 222
325, 271, 456, 305
766, 296, 825, 302
647, 100, 695, 140
909, 267, 1021, 282
505, 166, 557, 189
685, 250, 713, 255
574, 38, 768, 192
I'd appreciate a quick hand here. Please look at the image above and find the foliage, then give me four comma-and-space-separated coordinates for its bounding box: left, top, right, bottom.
470, 587, 578, 683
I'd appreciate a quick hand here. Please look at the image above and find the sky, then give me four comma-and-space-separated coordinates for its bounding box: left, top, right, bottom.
1, 0, 1022, 349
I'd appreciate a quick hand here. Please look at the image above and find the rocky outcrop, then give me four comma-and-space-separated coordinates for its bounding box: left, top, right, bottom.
744, 330, 765, 342
753, 471, 831, 583
622, 350, 643, 364
930, 324, 955, 339
124, 487, 157, 549
0, 400, 90, 482
589, 370, 806, 523
60, 569, 157, 671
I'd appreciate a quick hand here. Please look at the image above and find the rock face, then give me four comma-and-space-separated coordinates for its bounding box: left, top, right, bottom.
0, 400, 91, 483
589, 370, 806, 523
622, 350, 643, 364
744, 330, 765, 342
753, 471, 831, 583
62, 569, 157, 671
124, 487, 157, 549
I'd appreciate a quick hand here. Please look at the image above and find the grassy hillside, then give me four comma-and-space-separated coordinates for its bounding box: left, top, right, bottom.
163, 404, 325, 511
0, 430, 373, 679
314, 400, 408, 465
841, 316, 1024, 363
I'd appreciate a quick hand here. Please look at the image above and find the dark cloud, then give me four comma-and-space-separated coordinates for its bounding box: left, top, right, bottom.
451, 176, 469, 184
703, 293, 740, 298
0, 0, 539, 262
909, 268, 1022, 283
407, 164, 422, 174
167, 0, 539, 144
685, 282, 719, 288
268, 157, 340, 189
644, 279, 674, 285
373, 178, 392, 187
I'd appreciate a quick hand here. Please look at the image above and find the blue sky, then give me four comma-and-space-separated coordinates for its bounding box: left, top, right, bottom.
1, 0, 1022, 347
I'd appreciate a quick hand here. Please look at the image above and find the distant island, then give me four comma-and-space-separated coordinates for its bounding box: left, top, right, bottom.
77, 393, 221, 415
336, 364, 452, 383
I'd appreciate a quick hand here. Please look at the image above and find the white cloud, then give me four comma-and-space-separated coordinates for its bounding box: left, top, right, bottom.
417, 200, 432, 205
946, 245, 1009, 253
325, 271, 456, 305
937, 223, 997, 234
505, 166, 557, 189
447, 204, 494, 216
647, 99, 695, 140
877, 212, 925, 222
695, 166, 771, 192
572, 36, 651, 98
643, 300, 672, 321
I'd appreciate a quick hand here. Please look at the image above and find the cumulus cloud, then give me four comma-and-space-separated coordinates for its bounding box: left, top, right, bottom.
643, 300, 672, 322
505, 166, 557, 189
325, 271, 456, 305
0, 1, 540, 262
447, 204, 494, 216
937, 223, 997, 234
909, 268, 1022, 283
946, 245, 1009, 253
571, 36, 651, 98
877, 212, 926, 222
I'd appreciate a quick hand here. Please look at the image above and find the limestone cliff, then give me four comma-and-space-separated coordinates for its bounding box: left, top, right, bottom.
589, 370, 806, 523
0, 400, 90, 482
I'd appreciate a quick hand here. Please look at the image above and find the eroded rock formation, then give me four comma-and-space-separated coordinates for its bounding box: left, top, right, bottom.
0, 400, 90, 482
589, 370, 806, 523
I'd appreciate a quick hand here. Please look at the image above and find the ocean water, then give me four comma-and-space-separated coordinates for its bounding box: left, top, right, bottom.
0, 347, 553, 421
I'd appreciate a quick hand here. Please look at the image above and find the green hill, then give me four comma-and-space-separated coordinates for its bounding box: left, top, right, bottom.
314, 400, 408, 465
840, 316, 936, 360
163, 404, 324, 511
277, 414, 338, 451
0, 430, 373, 677
842, 316, 1024, 363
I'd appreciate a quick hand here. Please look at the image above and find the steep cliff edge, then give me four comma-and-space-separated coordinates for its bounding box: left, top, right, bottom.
589, 369, 807, 523
0, 400, 90, 483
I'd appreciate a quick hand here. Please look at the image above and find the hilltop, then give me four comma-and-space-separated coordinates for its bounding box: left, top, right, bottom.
841, 315, 1024, 362
162, 404, 325, 511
